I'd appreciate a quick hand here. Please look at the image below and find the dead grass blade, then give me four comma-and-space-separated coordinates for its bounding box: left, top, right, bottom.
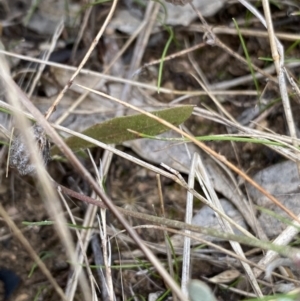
44, 0, 118, 120
260, 0, 300, 171
0, 48, 258, 96
77, 84, 300, 225
0, 51, 92, 300
8, 78, 189, 301
195, 155, 262, 296
181, 153, 197, 297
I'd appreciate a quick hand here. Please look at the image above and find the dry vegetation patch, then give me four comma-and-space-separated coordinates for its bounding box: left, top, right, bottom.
0, 0, 300, 300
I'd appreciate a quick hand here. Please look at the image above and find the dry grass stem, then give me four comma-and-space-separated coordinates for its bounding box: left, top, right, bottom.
78, 85, 300, 225
0, 49, 261, 96
58, 188, 94, 301
44, 0, 118, 120
0, 52, 89, 300
1, 2, 300, 298
27, 20, 64, 98
0, 99, 286, 238
261, 0, 300, 171
10, 78, 189, 301
156, 174, 176, 300
181, 153, 197, 297
120, 1, 160, 104
55, 14, 147, 126
189, 24, 300, 41
196, 155, 262, 296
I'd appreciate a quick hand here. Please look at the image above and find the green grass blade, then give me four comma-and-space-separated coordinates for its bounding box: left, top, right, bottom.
233, 18, 260, 95
157, 25, 174, 93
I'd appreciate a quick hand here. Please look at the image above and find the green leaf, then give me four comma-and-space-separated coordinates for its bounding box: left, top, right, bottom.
51, 105, 193, 155
188, 280, 217, 301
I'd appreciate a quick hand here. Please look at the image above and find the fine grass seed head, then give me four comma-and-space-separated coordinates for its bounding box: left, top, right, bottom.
9, 124, 50, 176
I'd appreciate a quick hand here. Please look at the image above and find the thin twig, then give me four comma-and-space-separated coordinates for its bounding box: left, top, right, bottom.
28, 20, 64, 98
120, 1, 160, 106
44, 0, 119, 120
134, 42, 205, 78
0, 48, 261, 96
71, 4, 93, 62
